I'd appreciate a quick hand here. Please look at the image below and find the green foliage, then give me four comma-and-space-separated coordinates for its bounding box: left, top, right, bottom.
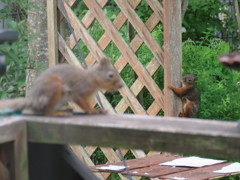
183, 0, 237, 44
183, 38, 240, 120
0, 1, 30, 98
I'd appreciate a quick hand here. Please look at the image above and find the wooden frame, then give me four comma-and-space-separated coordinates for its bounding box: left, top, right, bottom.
26, 115, 240, 159
163, 0, 182, 116
0, 117, 28, 180
0, 115, 240, 180
47, 0, 59, 67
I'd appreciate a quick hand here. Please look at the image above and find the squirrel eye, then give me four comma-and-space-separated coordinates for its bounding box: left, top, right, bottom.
108, 73, 114, 78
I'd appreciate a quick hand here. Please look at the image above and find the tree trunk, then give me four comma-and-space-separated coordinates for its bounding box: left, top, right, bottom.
181, 0, 189, 21
26, 0, 48, 94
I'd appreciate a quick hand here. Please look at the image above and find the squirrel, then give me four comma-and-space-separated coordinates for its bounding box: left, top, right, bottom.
0, 58, 124, 116
168, 74, 201, 118
219, 52, 240, 71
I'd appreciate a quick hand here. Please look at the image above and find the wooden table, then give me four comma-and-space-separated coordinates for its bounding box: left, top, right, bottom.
90, 154, 240, 179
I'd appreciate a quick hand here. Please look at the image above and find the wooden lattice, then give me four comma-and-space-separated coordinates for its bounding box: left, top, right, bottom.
47, 0, 182, 179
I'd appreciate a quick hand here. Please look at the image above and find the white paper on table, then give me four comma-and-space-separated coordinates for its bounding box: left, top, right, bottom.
213, 162, 240, 174
96, 165, 126, 171
160, 156, 225, 168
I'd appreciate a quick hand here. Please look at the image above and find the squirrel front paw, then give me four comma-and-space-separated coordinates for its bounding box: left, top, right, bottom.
168, 85, 174, 89
91, 108, 107, 114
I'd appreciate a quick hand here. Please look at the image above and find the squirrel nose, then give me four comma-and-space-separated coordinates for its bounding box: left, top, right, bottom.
118, 81, 124, 89
118, 84, 124, 89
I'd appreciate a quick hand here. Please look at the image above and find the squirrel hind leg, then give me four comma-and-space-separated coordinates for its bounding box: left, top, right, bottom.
180, 101, 198, 118
30, 76, 66, 116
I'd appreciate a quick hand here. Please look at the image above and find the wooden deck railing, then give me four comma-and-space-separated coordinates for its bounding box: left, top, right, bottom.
0, 115, 239, 180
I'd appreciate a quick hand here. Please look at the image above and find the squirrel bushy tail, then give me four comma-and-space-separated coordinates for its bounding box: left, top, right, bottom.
0, 97, 28, 113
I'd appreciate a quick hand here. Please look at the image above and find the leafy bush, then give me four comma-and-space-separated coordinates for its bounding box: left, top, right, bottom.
183, 0, 237, 44
0, 1, 29, 98
183, 38, 240, 121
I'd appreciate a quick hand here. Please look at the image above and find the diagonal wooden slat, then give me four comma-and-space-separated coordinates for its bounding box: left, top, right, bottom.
64, 0, 163, 116
70, 145, 106, 179
58, 0, 147, 114
84, 0, 164, 109
114, 0, 164, 66
114, 13, 162, 114
68, 0, 77, 7
84, 0, 143, 67
68, 0, 109, 50
145, 0, 163, 21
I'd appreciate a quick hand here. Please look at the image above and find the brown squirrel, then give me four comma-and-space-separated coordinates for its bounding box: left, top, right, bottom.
0, 58, 124, 115
219, 52, 240, 71
168, 74, 201, 118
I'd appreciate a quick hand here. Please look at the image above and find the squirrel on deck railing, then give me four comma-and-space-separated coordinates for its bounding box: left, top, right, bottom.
0, 58, 124, 116
168, 74, 201, 118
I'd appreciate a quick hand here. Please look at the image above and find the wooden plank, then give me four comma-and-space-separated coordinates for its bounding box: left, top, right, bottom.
163, 0, 182, 116
160, 163, 234, 180
84, 0, 164, 109
0, 142, 13, 180
14, 121, 28, 180
91, 154, 182, 172
0, 160, 9, 180
0, 117, 28, 180
145, 0, 163, 21
123, 164, 190, 178
115, 0, 164, 66
68, 0, 76, 7
0, 117, 24, 144
26, 114, 240, 159
47, 0, 58, 67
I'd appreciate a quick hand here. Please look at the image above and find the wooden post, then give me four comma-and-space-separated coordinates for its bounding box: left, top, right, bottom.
164, 0, 182, 117
47, 0, 58, 67
14, 122, 28, 180
0, 119, 28, 180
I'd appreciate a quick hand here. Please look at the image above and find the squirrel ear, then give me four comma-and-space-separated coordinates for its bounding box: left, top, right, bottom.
194, 77, 198, 81
100, 57, 111, 66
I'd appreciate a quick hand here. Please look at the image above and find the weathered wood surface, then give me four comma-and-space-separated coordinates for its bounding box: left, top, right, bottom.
163, 0, 182, 116
91, 154, 182, 172
26, 114, 240, 159
47, 0, 58, 66
91, 154, 240, 179
161, 162, 234, 180
0, 117, 28, 180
